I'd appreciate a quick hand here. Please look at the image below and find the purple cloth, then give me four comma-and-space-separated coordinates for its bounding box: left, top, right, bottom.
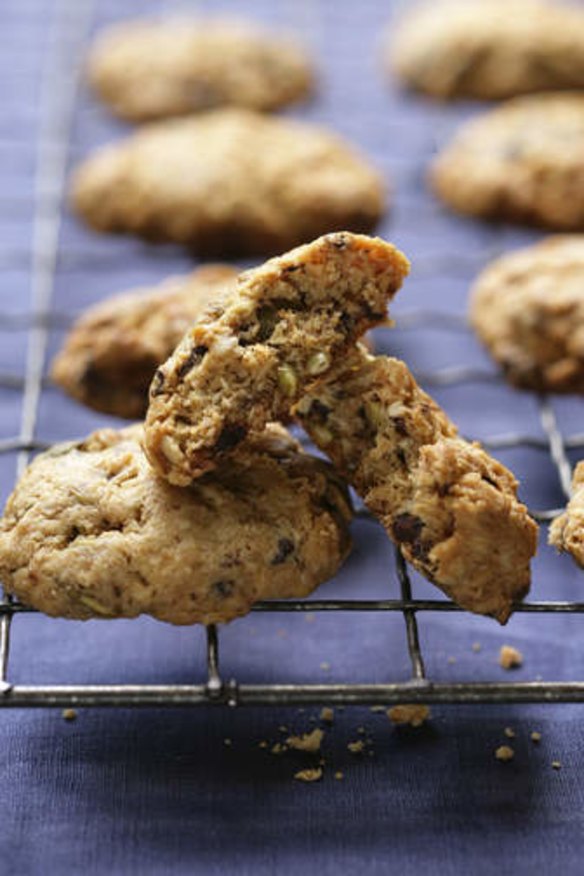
2, 0, 584, 873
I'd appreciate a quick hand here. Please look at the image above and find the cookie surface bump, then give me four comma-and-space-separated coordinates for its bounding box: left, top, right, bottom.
550, 462, 584, 568
0, 425, 352, 625
88, 18, 314, 122
71, 109, 385, 257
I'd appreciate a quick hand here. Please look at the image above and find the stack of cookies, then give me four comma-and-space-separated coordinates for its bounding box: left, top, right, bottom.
15, 4, 584, 630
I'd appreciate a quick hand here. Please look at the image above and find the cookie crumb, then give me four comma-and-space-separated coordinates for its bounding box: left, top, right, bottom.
320, 707, 334, 723
294, 767, 322, 783
499, 645, 523, 670
472, 642, 482, 653
223, 738, 232, 747
278, 725, 288, 733
62, 708, 77, 722
286, 728, 324, 753
357, 726, 366, 735
348, 740, 365, 754
552, 760, 561, 770
370, 705, 385, 714
530, 731, 542, 743
447, 656, 456, 665
388, 704, 430, 727
258, 740, 268, 749
495, 745, 515, 762
504, 727, 516, 739
334, 770, 344, 780
271, 742, 288, 755
320, 661, 331, 671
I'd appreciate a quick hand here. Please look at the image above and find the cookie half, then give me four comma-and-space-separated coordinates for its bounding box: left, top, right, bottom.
295, 348, 538, 623
549, 463, 584, 567
52, 265, 237, 419
88, 18, 314, 122
70, 109, 385, 257
144, 233, 410, 485
430, 94, 584, 230
389, 0, 584, 100
470, 236, 584, 394
0, 425, 352, 625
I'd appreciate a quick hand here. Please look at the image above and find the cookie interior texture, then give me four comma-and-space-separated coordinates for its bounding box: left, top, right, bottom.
0, 424, 353, 626
549, 462, 584, 568
389, 0, 584, 100
144, 232, 410, 485
470, 236, 584, 394
70, 108, 385, 257
88, 18, 314, 122
51, 265, 238, 419
295, 348, 538, 623
430, 93, 584, 230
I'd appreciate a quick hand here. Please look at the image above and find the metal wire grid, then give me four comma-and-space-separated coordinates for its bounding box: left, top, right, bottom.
1, 0, 584, 709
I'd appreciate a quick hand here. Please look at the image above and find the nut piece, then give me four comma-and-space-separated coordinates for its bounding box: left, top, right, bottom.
307, 352, 331, 376
277, 365, 298, 397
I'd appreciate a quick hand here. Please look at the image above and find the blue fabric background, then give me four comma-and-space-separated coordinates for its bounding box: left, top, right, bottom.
2, 0, 584, 873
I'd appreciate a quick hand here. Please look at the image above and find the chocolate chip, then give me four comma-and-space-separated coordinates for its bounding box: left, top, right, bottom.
213, 580, 234, 598
308, 399, 330, 423
392, 513, 424, 544
215, 424, 247, 452
177, 345, 208, 380
393, 417, 407, 437
396, 448, 407, 466
150, 368, 165, 397
271, 538, 295, 566
81, 361, 103, 391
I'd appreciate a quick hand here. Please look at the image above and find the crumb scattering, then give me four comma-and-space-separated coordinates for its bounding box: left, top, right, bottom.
388, 704, 430, 727
531, 731, 542, 743
334, 771, 344, 781
294, 767, 323, 783
348, 740, 365, 754
499, 645, 523, 670
504, 727, 516, 739
472, 642, 482, 653
495, 745, 515, 762
286, 728, 324, 753
62, 708, 77, 722
320, 707, 334, 723
552, 760, 562, 770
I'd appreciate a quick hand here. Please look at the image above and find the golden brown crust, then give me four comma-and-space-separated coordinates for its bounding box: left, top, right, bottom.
143, 233, 410, 485
295, 349, 538, 622
470, 236, 584, 394
88, 18, 314, 122
549, 462, 584, 567
389, 0, 584, 101
430, 94, 584, 230
51, 265, 237, 419
70, 109, 385, 257
0, 424, 353, 625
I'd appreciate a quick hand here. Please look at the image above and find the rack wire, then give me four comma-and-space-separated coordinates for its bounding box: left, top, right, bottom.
2, 0, 584, 710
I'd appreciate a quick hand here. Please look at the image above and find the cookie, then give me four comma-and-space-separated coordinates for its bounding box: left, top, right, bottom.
70, 109, 385, 257
295, 348, 538, 622
88, 18, 314, 122
0, 424, 353, 626
143, 232, 410, 485
470, 236, 584, 394
431, 94, 584, 230
51, 265, 237, 419
549, 463, 584, 567
389, 0, 584, 100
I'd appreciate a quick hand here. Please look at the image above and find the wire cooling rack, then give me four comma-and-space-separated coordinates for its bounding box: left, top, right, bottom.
1, 0, 584, 709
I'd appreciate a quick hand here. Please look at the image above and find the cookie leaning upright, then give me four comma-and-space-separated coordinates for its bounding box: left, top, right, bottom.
144, 233, 410, 485
430, 94, 584, 230
295, 348, 538, 623
0, 424, 353, 626
388, 0, 584, 101
70, 109, 385, 257
87, 18, 314, 122
470, 237, 584, 394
